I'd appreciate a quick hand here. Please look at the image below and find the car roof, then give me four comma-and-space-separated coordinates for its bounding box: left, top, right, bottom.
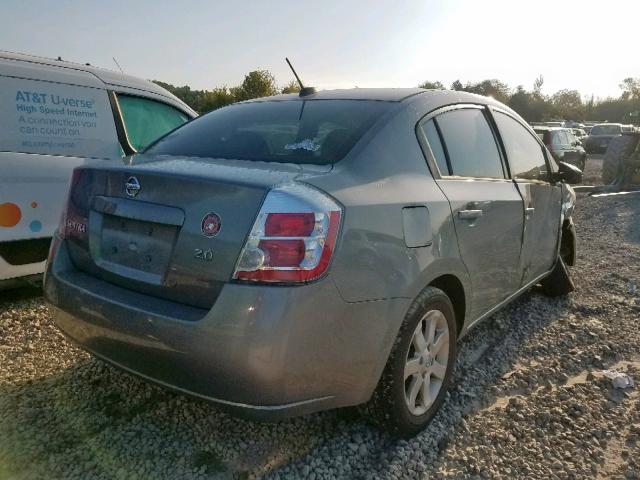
0, 50, 195, 115
242, 88, 429, 103
533, 126, 565, 131
593, 123, 622, 127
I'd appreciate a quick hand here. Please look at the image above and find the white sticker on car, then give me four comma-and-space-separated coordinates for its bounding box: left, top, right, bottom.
284, 139, 320, 152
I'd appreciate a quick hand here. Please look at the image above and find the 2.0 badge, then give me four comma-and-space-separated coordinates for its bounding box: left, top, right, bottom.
201, 212, 221, 237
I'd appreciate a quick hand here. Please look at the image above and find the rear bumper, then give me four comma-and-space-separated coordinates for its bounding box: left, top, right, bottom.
44, 236, 409, 420
586, 138, 613, 153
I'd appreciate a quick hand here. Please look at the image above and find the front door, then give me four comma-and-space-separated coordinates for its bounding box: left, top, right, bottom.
418, 106, 524, 320
492, 110, 561, 286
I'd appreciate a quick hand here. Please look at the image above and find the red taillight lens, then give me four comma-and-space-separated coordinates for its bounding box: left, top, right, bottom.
259, 239, 306, 267
58, 169, 81, 239
265, 213, 315, 237
233, 184, 342, 284
58, 169, 87, 240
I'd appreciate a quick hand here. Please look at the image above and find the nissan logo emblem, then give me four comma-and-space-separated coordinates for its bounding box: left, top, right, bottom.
125, 176, 141, 197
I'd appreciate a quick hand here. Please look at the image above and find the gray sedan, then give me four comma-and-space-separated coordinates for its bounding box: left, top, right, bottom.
44, 88, 580, 437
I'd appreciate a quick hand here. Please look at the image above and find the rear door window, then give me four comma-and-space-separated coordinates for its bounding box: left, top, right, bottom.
494, 112, 549, 181
145, 100, 393, 165
117, 95, 189, 151
433, 108, 505, 178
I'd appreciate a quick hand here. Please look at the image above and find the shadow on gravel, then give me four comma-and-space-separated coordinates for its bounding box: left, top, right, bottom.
0, 287, 575, 479
0, 285, 42, 304
0, 354, 354, 479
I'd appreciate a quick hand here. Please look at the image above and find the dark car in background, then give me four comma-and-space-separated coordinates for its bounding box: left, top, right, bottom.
534, 126, 587, 170
585, 123, 623, 153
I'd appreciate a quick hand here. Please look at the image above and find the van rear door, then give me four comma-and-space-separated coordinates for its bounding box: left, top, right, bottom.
0, 62, 120, 279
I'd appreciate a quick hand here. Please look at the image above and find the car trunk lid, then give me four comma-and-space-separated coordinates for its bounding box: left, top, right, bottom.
64, 155, 323, 309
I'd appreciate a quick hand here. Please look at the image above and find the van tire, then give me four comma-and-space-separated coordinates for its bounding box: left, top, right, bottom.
362, 287, 457, 438
540, 257, 575, 297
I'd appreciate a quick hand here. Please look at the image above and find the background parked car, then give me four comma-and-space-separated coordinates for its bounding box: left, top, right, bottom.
571, 128, 588, 143
0, 51, 196, 289
534, 126, 587, 170
585, 123, 623, 153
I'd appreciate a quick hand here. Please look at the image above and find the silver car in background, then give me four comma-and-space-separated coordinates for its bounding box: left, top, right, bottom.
45, 88, 580, 437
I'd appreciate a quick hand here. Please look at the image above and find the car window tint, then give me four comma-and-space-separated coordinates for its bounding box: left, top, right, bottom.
435, 108, 504, 178
420, 119, 449, 175
145, 100, 392, 165
494, 112, 548, 181
118, 95, 189, 151
591, 124, 622, 135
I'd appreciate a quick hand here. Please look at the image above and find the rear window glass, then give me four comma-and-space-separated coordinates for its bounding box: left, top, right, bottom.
591, 125, 621, 135
145, 100, 393, 165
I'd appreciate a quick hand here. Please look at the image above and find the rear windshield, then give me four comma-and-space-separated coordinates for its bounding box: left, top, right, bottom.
144, 99, 393, 165
591, 125, 621, 135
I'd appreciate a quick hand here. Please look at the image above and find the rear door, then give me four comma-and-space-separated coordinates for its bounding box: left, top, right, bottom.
0, 63, 120, 246
492, 110, 561, 285
418, 105, 524, 319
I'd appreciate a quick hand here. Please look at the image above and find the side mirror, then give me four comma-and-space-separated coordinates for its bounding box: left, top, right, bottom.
555, 161, 583, 184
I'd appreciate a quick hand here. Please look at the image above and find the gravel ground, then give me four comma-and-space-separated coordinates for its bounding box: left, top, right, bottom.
1, 157, 639, 479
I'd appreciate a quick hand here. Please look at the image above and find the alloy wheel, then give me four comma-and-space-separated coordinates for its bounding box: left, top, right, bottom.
403, 309, 450, 416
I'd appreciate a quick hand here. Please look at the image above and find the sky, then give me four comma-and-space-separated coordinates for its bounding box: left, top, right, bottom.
1, 0, 638, 100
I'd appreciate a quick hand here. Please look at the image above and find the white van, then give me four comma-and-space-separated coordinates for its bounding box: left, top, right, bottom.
0, 51, 196, 288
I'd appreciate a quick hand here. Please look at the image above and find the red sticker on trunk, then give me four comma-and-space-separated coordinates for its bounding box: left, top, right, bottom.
201, 212, 221, 237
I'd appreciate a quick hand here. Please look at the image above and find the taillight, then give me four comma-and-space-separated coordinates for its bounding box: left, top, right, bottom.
233, 183, 342, 283
58, 169, 86, 240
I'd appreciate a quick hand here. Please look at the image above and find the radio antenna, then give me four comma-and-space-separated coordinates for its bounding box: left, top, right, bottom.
285, 57, 316, 97
112, 57, 124, 74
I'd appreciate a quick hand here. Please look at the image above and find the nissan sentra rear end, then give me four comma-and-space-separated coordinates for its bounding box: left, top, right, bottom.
43, 94, 411, 418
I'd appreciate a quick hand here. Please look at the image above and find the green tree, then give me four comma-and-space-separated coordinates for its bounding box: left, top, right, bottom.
281, 80, 301, 94
233, 70, 279, 101
551, 89, 584, 120
418, 80, 445, 90
620, 78, 640, 100
450, 80, 464, 91
462, 79, 511, 104
200, 87, 235, 112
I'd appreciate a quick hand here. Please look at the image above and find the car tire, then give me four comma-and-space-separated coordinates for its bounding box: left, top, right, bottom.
602, 135, 637, 184
362, 286, 457, 438
540, 256, 575, 297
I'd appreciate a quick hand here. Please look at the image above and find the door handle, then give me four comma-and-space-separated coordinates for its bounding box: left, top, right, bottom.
525, 207, 535, 216
458, 209, 483, 220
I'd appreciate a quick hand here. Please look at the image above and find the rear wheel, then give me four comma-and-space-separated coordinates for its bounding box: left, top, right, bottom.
363, 287, 457, 437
